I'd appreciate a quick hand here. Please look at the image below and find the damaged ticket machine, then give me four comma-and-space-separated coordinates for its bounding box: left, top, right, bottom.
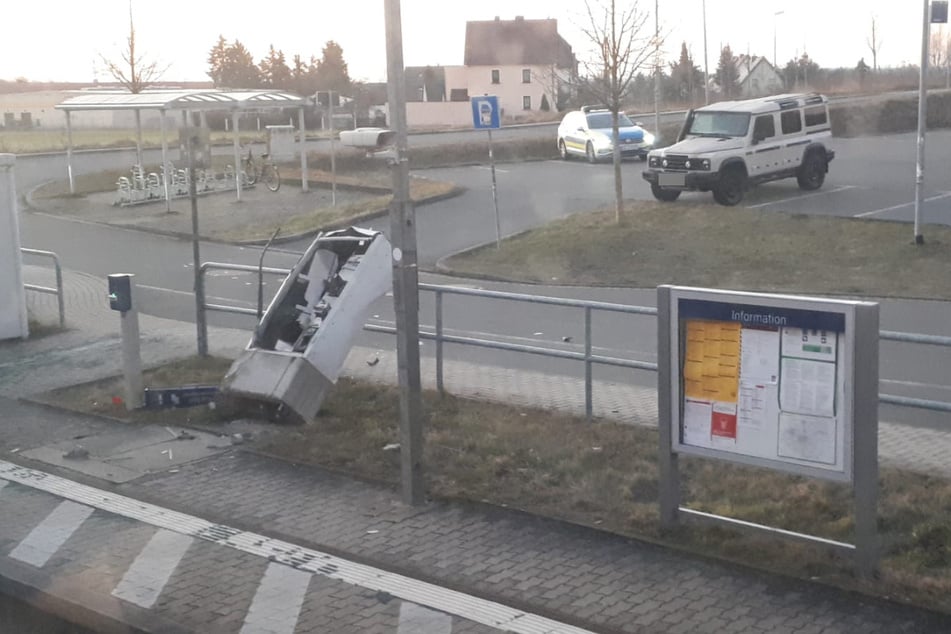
219, 227, 392, 423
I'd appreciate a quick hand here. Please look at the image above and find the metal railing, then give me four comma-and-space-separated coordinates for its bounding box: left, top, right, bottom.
198, 261, 951, 422
21, 248, 65, 327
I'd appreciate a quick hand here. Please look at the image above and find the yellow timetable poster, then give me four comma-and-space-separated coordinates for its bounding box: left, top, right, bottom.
684, 320, 741, 403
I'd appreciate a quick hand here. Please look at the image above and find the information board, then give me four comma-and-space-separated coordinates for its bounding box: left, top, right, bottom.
667, 287, 867, 482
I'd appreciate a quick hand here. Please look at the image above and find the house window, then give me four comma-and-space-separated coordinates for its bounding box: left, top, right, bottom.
522, 68, 531, 83
491, 69, 500, 84
523, 96, 531, 110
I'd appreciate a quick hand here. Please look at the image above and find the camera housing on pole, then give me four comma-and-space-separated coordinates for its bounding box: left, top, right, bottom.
339, 127, 396, 159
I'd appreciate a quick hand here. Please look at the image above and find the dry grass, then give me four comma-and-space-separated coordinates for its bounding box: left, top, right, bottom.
34, 359, 951, 614
443, 201, 951, 300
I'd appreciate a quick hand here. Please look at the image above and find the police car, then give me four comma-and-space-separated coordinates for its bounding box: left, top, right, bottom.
557, 105, 655, 163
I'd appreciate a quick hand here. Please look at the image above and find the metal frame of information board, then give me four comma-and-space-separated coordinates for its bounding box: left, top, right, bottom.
657, 285, 880, 577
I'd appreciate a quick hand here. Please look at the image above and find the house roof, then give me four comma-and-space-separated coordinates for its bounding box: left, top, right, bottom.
464, 16, 575, 68
55, 89, 306, 112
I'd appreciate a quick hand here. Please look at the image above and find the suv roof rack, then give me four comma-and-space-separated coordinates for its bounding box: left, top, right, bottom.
581, 104, 610, 113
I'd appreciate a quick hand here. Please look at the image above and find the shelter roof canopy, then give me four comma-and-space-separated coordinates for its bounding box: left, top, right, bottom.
55, 89, 307, 112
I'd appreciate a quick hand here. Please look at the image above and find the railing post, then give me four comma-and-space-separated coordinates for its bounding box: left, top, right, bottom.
436, 290, 444, 394
52, 252, 64, 328
585, 306, 593, 420
197, 263, 208, 357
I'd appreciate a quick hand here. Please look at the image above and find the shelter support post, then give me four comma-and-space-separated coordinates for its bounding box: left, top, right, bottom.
134, 109, 143, 169
656, 285, 680, 527
298, 107, 308, 192
232, 111, 242, 202
65, 111, 74, 195
160, 110, 170, 211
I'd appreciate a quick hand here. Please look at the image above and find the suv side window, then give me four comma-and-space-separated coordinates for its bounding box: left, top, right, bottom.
753, 115, 775, 141
804, 106, 828, 127
781, 110, 803, 134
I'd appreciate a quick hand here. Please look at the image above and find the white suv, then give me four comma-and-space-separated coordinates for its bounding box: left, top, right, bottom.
642, 93, 834, 205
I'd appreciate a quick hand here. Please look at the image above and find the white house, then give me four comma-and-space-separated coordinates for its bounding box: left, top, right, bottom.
734, 55, 785, 98
404, 16, 577, 128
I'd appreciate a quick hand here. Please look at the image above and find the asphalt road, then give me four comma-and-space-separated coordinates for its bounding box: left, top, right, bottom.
14, 127, 951, 431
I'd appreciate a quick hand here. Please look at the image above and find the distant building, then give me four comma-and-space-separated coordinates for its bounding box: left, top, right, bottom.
733, 55, 785, 98
403, 16, 578, 128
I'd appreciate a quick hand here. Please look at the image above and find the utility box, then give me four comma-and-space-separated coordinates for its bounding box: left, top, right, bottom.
266, 124, 296, 161
0, 154, 29, 341
108, 274, 133, 312
218, 227, 392, 423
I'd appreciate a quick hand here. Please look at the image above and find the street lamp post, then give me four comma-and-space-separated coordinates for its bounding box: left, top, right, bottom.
774, 10, 785, 69
703, 0, 709, 104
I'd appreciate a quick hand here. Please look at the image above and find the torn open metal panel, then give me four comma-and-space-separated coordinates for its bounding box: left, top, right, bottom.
219, 227, 392, 423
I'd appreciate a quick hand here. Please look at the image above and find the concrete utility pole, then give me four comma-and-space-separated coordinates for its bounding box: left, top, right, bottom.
914, 0, 930, 245
384, 0, 425, 506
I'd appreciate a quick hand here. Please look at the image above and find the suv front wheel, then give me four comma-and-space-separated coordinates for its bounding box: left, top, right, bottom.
713, 168, 747, 206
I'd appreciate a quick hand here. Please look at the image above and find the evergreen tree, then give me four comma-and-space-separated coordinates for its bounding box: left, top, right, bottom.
668, 42, 703, 104
715, 45, 738, 99
259, 45, 292, 89
314, 41, 351, 93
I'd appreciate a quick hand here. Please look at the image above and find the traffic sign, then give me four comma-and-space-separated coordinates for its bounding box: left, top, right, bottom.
471, 96, 500, 129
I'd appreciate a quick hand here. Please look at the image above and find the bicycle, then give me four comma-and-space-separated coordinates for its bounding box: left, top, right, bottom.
242, 148, 281, 192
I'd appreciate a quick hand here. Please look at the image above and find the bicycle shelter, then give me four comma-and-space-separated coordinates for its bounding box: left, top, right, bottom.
55, 90, 311, 208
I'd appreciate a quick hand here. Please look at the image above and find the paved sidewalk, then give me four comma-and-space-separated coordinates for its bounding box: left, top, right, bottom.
1, 264, 950, 632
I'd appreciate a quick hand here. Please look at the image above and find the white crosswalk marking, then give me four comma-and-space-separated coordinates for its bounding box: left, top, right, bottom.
112, 528, 192, 608
398, 601, 453, 634
241, 562, 312, 634
0, 460, 596, 634
9, 500, 93, 567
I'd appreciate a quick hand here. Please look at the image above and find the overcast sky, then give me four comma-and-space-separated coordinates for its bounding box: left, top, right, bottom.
0, 1, 935, 85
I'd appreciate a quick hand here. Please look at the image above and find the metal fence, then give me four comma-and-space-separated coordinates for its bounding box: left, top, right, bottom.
198, 262, 951, 421
21, 248, 65, 327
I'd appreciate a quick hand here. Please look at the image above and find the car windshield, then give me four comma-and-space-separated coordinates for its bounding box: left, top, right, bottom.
586, 112, 635, 129
687, 112, 751, 137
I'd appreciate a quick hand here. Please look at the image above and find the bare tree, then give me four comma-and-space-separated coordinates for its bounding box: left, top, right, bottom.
578, 0, 654, 223
930, 27, 951, 88
100, 2, 167, 93
866, 15, 883, 73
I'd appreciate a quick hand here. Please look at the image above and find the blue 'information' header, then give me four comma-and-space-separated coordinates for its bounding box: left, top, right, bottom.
679, 298, 845, 332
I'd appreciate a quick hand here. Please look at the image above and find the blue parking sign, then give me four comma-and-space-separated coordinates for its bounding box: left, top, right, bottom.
471, 96, 500, 129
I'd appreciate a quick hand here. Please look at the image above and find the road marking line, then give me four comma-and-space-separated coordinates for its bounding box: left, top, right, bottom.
111, 529, 192, 609
136, 284, 256, 306
854, 191, 951, 218
473, 166, 509, 173
746, 185, 856, 209
10, 500, 93, 567
241, 562, 311, 634
398, 601, 453, 634
0, 460, 595, 634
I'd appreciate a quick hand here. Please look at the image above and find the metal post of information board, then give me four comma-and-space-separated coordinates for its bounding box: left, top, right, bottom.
657, 285, 680, 527
853, 301, 880, 578
488, 127, 501, 248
